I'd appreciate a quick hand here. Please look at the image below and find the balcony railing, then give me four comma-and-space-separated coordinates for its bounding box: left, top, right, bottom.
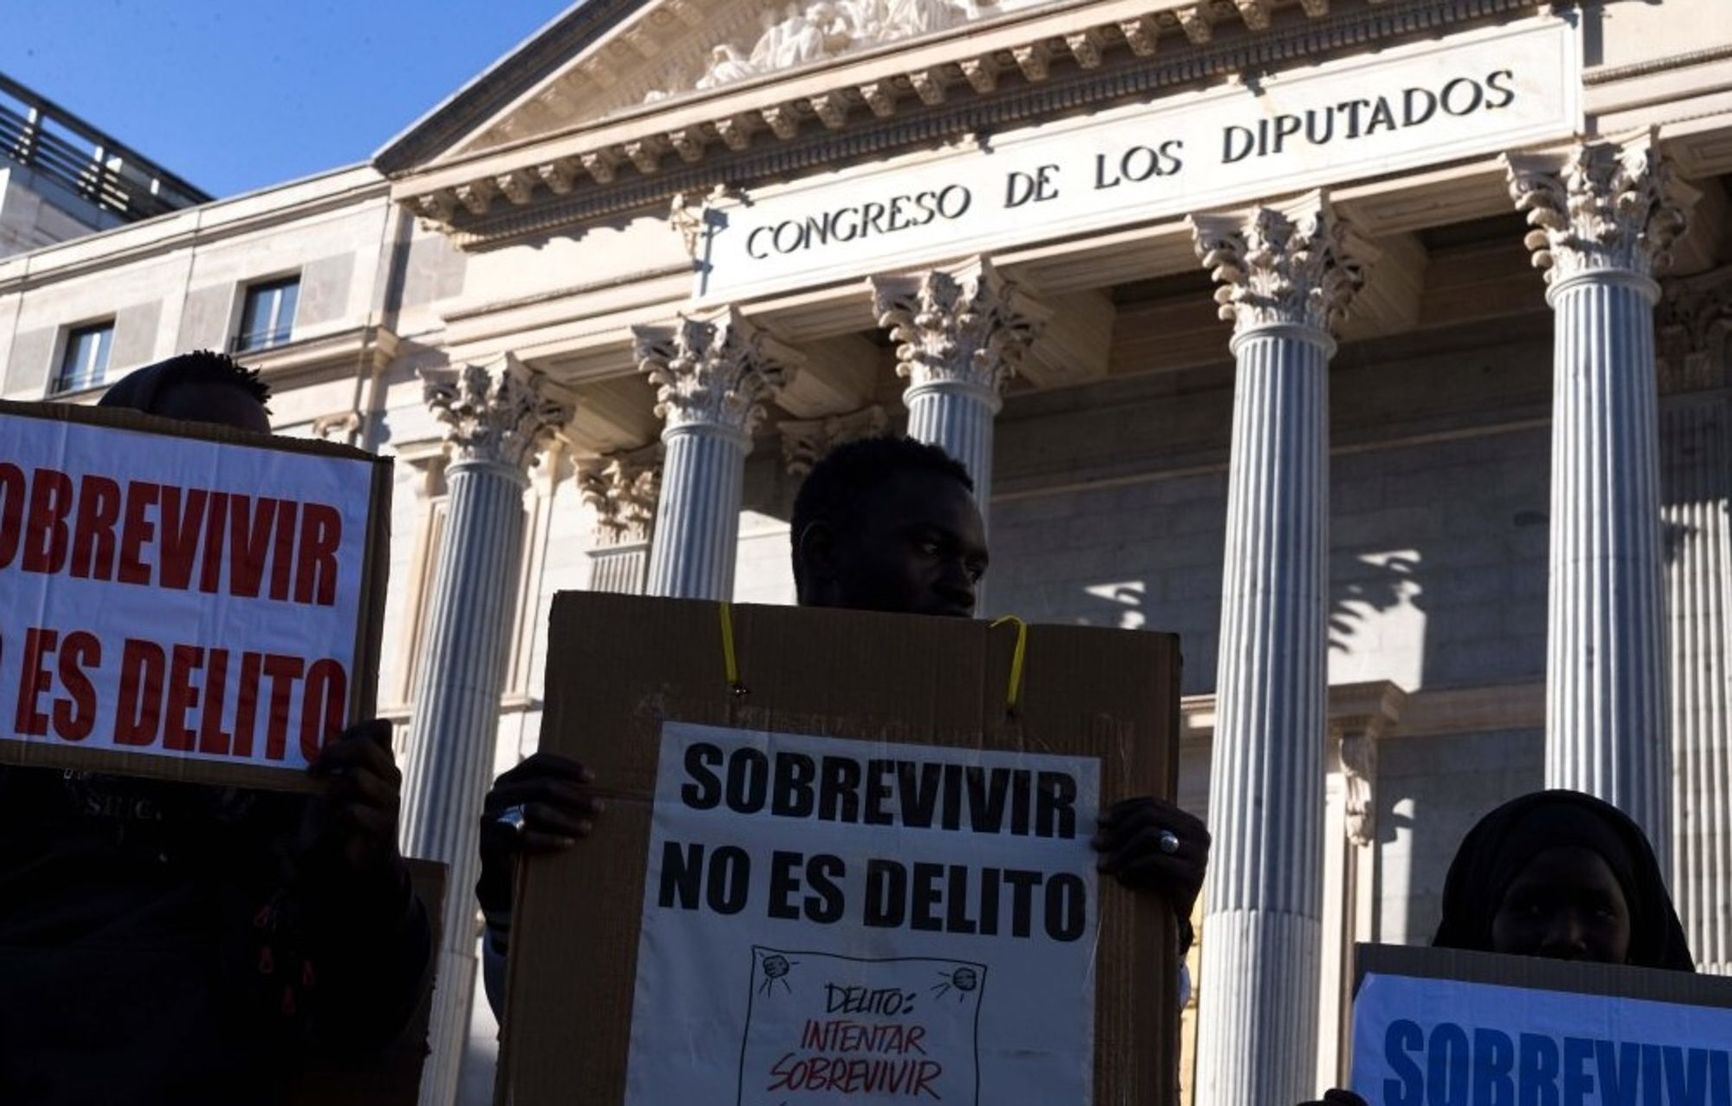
0, 71, 210, 223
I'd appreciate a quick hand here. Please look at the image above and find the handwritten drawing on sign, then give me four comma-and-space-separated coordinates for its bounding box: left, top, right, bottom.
623, 721, 1098, 1106
740, 948, 984, 1105
0, 407, 381, 784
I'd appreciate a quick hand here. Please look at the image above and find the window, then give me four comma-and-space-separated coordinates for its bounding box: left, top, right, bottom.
54, 322, 113, 393
235, 275, 300, 351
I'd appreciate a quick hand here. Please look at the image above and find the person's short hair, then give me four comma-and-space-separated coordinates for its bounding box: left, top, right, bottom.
789, 435, 974, 592
97, 349, 271, 414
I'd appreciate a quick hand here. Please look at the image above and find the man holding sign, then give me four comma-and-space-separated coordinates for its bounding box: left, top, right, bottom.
0, 353, 430, 1106
477, 436, 1209, 1024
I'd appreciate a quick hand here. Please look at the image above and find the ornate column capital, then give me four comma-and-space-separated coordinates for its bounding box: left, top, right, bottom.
633, 308, 802, 439
420, 355, 574, 472
1658, 264, 1732, 394
779, 405, 890, 477
869, 256, 1050, 404
576, 445, 663, 546
1190, 190, 1371, 339
1505, 129, 1698, 290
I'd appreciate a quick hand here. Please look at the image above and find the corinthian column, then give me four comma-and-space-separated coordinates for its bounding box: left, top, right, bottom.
1506, 130, 1697, 867
1188, 192, 1368, 1106
1657, 267, 1732, 971
870, 257, 1047, 518
636, 308, 800, 599
399, 356, 573, 1106
577, 446, 662, 595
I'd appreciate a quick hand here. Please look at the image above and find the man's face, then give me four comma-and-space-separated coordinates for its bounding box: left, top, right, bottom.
810, 469, 988, 618
151, 381, 271, 434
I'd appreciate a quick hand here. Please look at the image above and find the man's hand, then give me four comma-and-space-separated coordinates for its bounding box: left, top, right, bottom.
1300, 1091, 1369, 1106
1092, 797, 1210, 923
304, 719, 405, 881
477, 752, 604, 918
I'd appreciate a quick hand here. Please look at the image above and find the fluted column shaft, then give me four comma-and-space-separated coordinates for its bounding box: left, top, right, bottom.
1190, 193, 1367, 1106
635, 308, 799, 601
647, 424, 748, 598
1508, 131, 1695, 865
905, 379, 999, 505
399, 359, 571, 1106
1544, 273, 1670, 845
871, 257, 1046, 523
1657, 269, 1732, 973
1664, 392, 1732, 972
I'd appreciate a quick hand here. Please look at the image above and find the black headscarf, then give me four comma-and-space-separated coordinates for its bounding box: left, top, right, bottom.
94, 356, 178, 413
95, 350, 270, 416
1433, 789, 1694, 971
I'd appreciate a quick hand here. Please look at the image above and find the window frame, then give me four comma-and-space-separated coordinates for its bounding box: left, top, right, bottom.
233, 273, 301, 353
52, 319, 115, 395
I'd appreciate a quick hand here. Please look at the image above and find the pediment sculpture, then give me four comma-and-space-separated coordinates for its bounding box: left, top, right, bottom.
645, 0, 987, 101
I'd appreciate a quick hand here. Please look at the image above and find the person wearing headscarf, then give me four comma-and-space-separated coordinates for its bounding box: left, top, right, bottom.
0, 352, 429, 1105
1431, 789, 1692, 970
1299, 789, 1693, 1106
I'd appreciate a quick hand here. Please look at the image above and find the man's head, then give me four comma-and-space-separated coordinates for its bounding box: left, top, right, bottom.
791, 436, 987, 618
97, 350, 271, 434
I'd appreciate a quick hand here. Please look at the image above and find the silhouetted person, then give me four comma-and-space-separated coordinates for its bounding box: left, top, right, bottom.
0, 352, 430, 1106
1300, 789, 1692, 1106
478, 436, 1210, 1014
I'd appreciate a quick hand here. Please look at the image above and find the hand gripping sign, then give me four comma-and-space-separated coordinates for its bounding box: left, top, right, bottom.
0, 400, 390, 790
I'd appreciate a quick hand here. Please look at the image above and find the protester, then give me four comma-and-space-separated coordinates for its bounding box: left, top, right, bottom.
477, 434, 1210, 1013
0, 351, 431, 1106
1297, 789, 1693, 1106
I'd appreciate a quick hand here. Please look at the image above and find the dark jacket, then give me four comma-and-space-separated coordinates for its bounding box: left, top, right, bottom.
0, 766, 431, 1106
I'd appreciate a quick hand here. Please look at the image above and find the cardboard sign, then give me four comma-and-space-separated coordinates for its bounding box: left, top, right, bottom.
500, 593, 1181, 1106
0, 400, 390, 790
1351, 944, 1732, 1106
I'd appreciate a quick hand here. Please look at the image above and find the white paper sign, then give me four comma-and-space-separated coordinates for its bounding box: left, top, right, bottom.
624, 721, 1101, 1106
0, 411, 375, 774
695, 17, 1579, 302
1351, 971, 1732, 1105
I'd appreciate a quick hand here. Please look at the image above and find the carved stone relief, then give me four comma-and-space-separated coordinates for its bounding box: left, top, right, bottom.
643, 0, 997, 100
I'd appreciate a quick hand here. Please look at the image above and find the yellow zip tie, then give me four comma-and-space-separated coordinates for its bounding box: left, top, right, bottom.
990, 615, 1028, 711
719, 601, 746, 696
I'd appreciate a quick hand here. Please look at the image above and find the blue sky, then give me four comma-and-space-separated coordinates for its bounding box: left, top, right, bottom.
1, 1, 569, 198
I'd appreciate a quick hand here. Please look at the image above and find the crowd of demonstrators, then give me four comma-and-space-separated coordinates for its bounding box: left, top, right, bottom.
0, 353, 431, 1106
476, 436, 1213, 1016
7, 351, 1702, 1105
1299, 790, 1694, 1106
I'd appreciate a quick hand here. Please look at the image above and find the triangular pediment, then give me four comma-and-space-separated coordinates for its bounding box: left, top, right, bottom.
378, 0, 1062, 173
382, 0, 1443, 247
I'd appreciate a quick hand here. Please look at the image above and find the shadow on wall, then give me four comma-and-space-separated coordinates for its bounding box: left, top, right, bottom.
1330, 551, 1424, 655
1060, 550, 1427, 684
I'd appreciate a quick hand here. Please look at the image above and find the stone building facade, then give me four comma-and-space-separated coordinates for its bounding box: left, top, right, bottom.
3, 1, 1731, 1103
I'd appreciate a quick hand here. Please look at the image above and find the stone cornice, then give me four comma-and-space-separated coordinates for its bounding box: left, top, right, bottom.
234, 324, 402, 382
401, 0, 1542, 249
0, 170, 388, 292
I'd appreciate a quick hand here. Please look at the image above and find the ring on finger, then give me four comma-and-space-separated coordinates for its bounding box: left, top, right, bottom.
496, 804, 530, 835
